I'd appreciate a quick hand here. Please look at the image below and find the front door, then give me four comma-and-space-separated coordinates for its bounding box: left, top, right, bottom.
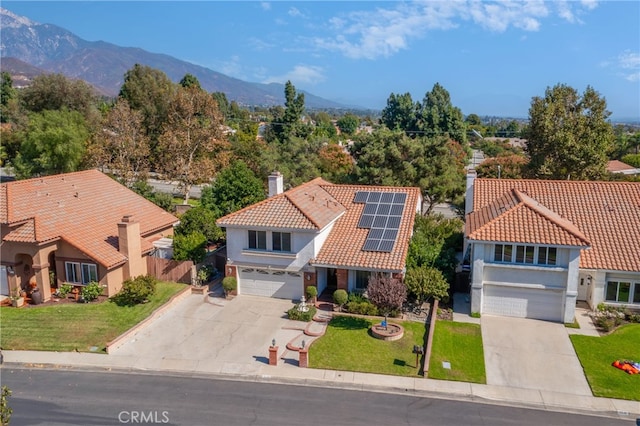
577, 274, 589, 301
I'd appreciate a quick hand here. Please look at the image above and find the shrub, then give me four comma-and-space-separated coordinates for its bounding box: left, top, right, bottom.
287, 305, 317, 322
111, 275, 157, 306
470, 312, 481, 318
333, 289, 348, 306
57, 283, 73, 298
222, 277, 237, 296
345, 300, 378, 316
173, 231, 207, 263
306, 285, 318, 300
0, 386, 12, 426
366, 273, 407, 316
80, 281, 103, 302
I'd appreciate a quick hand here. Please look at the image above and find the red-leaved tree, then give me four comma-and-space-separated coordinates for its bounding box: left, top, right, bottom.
366, 273, 407, 317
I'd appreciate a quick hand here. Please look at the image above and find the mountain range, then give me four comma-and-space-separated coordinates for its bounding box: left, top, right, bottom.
0, 7, 351, 109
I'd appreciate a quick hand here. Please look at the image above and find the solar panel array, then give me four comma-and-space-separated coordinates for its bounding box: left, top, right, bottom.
354, 191, 407, 252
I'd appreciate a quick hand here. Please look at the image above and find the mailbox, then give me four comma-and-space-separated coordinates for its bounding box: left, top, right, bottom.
412, 345, 425, 355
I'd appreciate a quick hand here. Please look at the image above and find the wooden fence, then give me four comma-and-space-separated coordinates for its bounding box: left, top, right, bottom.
146, 257, 194, 284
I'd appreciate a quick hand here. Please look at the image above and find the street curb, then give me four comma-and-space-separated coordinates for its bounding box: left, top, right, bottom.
2, 362, 638, 422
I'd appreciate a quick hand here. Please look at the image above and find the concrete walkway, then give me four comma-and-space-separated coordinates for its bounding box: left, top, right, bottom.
2, 294, 639, 421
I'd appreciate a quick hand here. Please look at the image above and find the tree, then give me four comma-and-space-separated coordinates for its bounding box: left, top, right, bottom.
174, 206, 224, 242
415, 83, 467, 144
380, 92, 417, 132
1, 385, 12, 426
318, 143, 354, 183
336, 113, 359, 135
476, 154, 527, 179
269, 81, 307, 142
404, 266, 449, 304
525, 84, 614, 180
366, 273, 407, 316
89, 98, 150, 186
157, 85, 231, 203
179, 73, 201, 90
13, 109, 89, 179
0, 72, 16, 123
200, 161, 264, 217
119, 64, 176, 144
173, 231, 207, 263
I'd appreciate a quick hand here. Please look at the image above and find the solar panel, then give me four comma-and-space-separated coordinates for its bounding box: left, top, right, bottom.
378, 240, 396, 252
383, 229, 398, 240
354, 191, 369, 203
386, 216, 401, 229
358, 214, 375, 228
393, 192, 407, 204
367, 192, 381, 203
390, 204, 404, 216
373, 215, 387, 228
363, 239, 380, 251
381, 192, 394, 203
369, 228, 384, 239
376, 203, 391, 215
364, 203, 378, 214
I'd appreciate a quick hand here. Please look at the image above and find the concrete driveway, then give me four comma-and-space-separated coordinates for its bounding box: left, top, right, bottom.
481, 315, 592, 396
111, 294, 303, 373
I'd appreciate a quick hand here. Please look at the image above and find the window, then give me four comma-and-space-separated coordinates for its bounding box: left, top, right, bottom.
606, 281, 631, 303
494, 244, 512, 262
537, 247, 557, 265
272, 232, 291, 252
248, 230, 266, 250
515, 245, 535, 264
65, 261, 98, 284
634, 283, 640, 304
355, 270, 370, 290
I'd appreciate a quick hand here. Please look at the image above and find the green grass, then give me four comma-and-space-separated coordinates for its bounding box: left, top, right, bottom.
0, 281, 185, 353
310, 316, 426, 377
428, 321, 486, 384
172, 197, 200, 207
570, 324, 640, 401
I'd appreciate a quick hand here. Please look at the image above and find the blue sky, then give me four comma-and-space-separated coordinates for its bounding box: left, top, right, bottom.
4, 1, 640, 120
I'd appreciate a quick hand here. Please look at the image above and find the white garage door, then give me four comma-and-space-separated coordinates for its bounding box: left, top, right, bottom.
483, 285, 564, 322
0, 266, 8, 296
238, 268, 303, 300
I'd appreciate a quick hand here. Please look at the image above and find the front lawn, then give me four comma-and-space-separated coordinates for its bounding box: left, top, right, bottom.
310, 316, 426, 377
0, 281, 185, 353
427, 321, 486, 384
570, 324, 640, 401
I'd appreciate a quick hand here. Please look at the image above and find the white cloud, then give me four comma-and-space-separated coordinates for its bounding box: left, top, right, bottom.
261, 2, 271, 11
288, 7, 304, 18
216, 56, 246, 80
601, 50, 640, 82
581, 0, 599, 11
313, 1, 599, 60
263, 65, 326, 85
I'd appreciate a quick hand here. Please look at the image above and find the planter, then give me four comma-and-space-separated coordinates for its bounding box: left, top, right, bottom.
11, 297, 25, 308
191, 285, 208, 295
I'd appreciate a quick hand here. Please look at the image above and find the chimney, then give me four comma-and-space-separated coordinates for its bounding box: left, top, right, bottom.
268, 172, 283, 198
465, 169, 477, 217
117, 215, 144, 280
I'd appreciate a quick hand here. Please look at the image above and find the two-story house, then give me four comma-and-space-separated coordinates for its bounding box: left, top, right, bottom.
216, 173, 422, 300
464, 170, 640, 323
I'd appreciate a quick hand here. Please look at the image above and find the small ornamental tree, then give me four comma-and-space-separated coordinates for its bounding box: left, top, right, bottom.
366, 273, 407, 318
1, 386, 12, 426
173, 232, 207, 263
333, 289, 348, 310
404, 266, 449, 304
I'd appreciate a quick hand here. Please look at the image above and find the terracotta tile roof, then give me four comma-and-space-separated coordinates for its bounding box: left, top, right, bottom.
607, 160, 636, 173
216, 177, 345, 230
1, 170, 178, 268
470, 178, 640, 272
467, 189, 590, 247
312, 183, 421, 272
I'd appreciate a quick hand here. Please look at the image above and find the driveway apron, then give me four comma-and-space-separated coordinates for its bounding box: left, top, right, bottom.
481, 315, 592, 396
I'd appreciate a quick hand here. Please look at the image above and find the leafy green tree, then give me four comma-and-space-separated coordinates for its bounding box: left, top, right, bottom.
119, 64, 176, 144
525, 84, 614, 180
336, 113, 359, 135
212, 92, 231, 120
13, 109, 89, 179
200, 161, 264, 216
130, 180, 173, 211
269, 81, 308, 142
0, 72, 16, 123
416, 83, 467, 144
621, 154, 640, 168
157, 85, 231, 203
318, 143, 354, 183
404, 266, 449, 304
89, 98, 150, 186
380, 92, 417, 132
173, 231, 207, 263
311, 111, 337, 139
476, 154, 527, 179
175, 206, 224, 242
179, 73, 201, 89
464, 113, 482, 127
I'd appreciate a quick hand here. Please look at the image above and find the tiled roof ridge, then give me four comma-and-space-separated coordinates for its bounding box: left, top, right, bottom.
466, 190, 519, 238
285, 178, 344, 229
475, 177, 640, 187
512, 189, 590, 246
318, 181, 421, 192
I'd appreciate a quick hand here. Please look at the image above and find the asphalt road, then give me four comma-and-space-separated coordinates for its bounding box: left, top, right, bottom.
1, 368, 633, 426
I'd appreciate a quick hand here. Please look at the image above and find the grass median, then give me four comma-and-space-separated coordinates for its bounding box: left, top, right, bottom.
427, 321, 486, 383
570, 324, 640, 401
0, 281, 185, 353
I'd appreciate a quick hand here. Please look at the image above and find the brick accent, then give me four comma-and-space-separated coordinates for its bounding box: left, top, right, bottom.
269, 345, 278, 366
225, 264, 237, 278
299, 348, 308, 368
336, 269, 348, 291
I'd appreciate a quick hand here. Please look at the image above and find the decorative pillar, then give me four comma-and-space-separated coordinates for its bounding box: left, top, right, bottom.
268, 344, 278, 366
299, 347, 308, 368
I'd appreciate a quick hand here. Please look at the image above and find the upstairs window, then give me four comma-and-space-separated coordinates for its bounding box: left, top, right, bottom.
515, 245, 535, 264
494, 244, 513, 262
537, 247, 557, 266
272, 232, 291, 252
248, 230, 267, 250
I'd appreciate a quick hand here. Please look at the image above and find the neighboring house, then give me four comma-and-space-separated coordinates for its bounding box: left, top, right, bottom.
464, 170, 640, 323
607, 160, 640, 176
216, 173, 422, 300
0, 170, 178, 301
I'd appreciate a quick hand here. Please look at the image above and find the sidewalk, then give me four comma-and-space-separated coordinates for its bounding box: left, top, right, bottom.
2, 292, 638, 422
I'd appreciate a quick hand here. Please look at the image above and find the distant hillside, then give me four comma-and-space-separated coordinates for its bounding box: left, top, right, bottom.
0, 7, 349, 109
0, 57, 47, 88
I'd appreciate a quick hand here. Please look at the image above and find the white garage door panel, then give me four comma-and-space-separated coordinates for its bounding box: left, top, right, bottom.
239, 270, 302, 300
483, 285, 563, 322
